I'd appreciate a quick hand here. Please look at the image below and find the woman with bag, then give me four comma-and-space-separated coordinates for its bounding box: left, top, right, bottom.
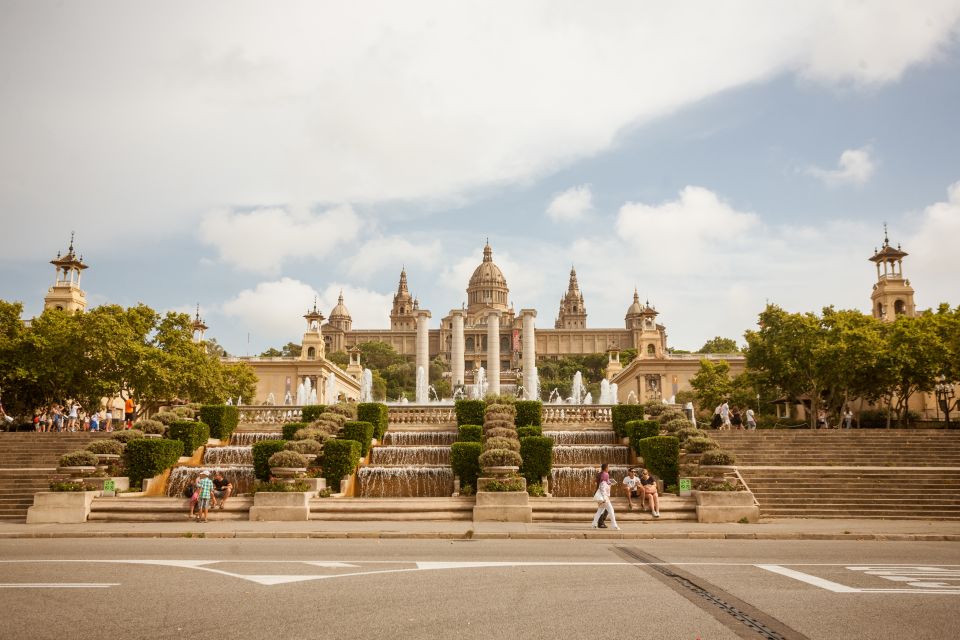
591, 463, 620, 530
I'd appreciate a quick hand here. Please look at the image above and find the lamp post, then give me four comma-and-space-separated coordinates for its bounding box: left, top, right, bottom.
935, 377, 957, 429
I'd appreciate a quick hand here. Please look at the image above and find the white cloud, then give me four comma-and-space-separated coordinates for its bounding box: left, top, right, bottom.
1, 3, 958, 255
346, 236, 442, 280
220, 278, 322, 343
198, 204, 362, 274
806, 147, 876, 186
905, 180, 960, 307
546, 185, 594, 221
316, 283, 395, 330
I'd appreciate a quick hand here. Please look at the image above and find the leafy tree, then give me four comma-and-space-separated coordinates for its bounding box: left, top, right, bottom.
874, 313, 947, 426
259, 347, 282, 357
259, 341, 301, 358
698, 336, 740, 353
689, 359, 732, 411
326, 350, 349, 369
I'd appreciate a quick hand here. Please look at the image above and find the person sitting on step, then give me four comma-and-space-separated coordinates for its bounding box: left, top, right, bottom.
639, 468, 660, 518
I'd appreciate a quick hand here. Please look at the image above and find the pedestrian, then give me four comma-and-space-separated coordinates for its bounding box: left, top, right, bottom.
184, 475, 200, 520
745, 407, 757, 430
196, 470, 214, 523
593, 467, 608, 527
0, 402, 12, 431
52, 406, 63, 433
720, 401, 731, 430
731, 407, 743, 430
212, 472, 232, 509
124, 397, 135, 429
622, 468, 642, 511
67, 402, 80, 431
639, 468, 660, 517
710, 404, 722, 429
90, 410, 100, 432
591, 463, 620, 530
816, 409, 827, 430
843, 407, 854, 430
104, 406, 113, 432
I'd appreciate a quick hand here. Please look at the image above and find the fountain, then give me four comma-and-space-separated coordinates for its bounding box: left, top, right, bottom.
625, 390, 639, 404
599, 379, 612, 404
296, 378, 309, 405
569, 371, 585, 404
308, 387, 318, 404
230, 432, 279, 446
356, 467, 454, 497
472, 367, 487, 399
203, 446, 253, 465
225, 397, 233, 406
610, 383, 619, 405
166, 465, 256, 497
544, 430, 616, 445
552, 445, 629, 466
265, 392, 275, 406
360, 369, 373, 402
371, 447, 451, 466
550, 466, 631, 497
415, 366, 427, 404
383, 432, 457, 446
547, 388, 563, 404
583, 392, 593, 405
325, 374, 337, 404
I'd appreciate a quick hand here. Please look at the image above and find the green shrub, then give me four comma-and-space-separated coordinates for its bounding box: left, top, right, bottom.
459, 483, 475, 497
172, 406, 195, 419
252, 440, 286, 481
283, 422, 310, 441
519, 435, 553, 485
612, 405, 645, 437
458, 424, 483, 442
357, 403, 388, 440
284, 439, 322, 456
321, 439, 361, 486
135, 419, 165, 435
485, 427, 515, 440
514, 401, 543, 427
340, 421, 374, 456
627, 420, 660, 454
700, 449, 736, 465
484, 436, 520, 452
516, 425, 542, 439
267, 450, 308, 469
111, 429, 144, 443
683, 436, 718, 453
251, 479, 310, 494
329, 403, 358, 419
59, 450, 98, 467
455, 399, 485, 426
479, 449, 522, 468
293, 427, 328, 444
693, 478, 741, 491
636, 435, 680, 488
153, 411, 179, 425
125, 438, 182, 488
167, 421, 211, 456
485, 403, 516, 418
527, 482, 546, 497
676, 427, 707, 442
300, 405, 327, 422
317, 411, 347, 427
86, 439, 125, 455
661, 417, 691, 433
49, 480, 86, 492
199, 405, 240, 440
645, 403, 666, 417
483, 477, 525, 492
483, 418, 515, 432
451, 442, 482, 488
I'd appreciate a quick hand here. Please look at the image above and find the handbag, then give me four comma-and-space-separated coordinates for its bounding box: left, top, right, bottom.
593, 488, 605, 505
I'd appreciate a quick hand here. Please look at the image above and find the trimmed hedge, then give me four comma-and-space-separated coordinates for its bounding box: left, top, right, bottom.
301, 405, 327, 422
479, 449, 522, 468
111, 429, 144, 443
636, 435, 680, 488
627, 420, 660, 455
450, 442, 481, 488
458, 425, 483, 442
340, 421, 374, 456
516, 425, 543, 439
125, 438, 182, 488
519, 435, 553, 485
59, 450, 98, 467
683, 436, 717, 454
167, 421, 210, 457
321, 439, 362, 487
86, 439, 125, 455
515, 401, 543, 427
199, 405, 240, 440
455, 399, 485, 426
268, 450, 307, 469
252, 440, 286, 481
357, 403, 389, 440
283, 422, 310, 441
612, 405, 645, 437
701, 449, 736, 465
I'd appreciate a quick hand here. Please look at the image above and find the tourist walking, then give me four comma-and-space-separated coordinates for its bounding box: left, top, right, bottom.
104, 406, 113, 432
710, 404, 722, 429
195, 471, 214, 523
720, 401, 731, 430
184, 475, 200, 520
52, 406, 63, 433
67, 402, 80, 431
731, 407, 743, 430
745, 407, 757, 430
124, 397, 135, 429
843, 407, 854, 429
639, 468, 660, 517
591, 463, 620, 530
0, 402, 12, 431
594, 468, 608, 527
90, 410, 100, 432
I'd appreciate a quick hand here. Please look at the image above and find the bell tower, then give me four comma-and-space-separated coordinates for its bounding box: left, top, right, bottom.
555, 266, 588, 329
390, 268, 416, 330
44, 233, 88, 313
870, 226, 916, 321
300, 299, 326, 361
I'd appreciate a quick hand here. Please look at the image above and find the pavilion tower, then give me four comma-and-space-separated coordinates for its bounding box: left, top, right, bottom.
191, 305, 208, 343
870, 227, 916, 321
44, 233, 88, 313
555, 266, 587, 329
390, 268, 416, 330
300, 299, 326, 361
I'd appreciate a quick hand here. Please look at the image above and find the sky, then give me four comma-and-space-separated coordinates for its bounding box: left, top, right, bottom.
1, 1, 959, 356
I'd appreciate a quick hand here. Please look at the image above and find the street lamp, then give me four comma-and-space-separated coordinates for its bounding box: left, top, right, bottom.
935, 377, 958, 429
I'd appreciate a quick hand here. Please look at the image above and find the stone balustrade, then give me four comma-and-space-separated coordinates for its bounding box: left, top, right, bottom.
542, 405, 613, 426
387, 406, 457, 427
238, 406, 304, 425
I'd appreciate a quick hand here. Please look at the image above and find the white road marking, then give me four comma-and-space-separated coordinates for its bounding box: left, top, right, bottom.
755, 565, 859, 593
757, 564, 960, 594
0, 583, 118, 588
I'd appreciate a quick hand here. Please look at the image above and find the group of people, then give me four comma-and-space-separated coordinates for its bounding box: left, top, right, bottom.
817, 407, 856, 429
183, 471, 232, 523
591, 465, 660, 529
711, 401, 757, 430
31, 398, 136, 432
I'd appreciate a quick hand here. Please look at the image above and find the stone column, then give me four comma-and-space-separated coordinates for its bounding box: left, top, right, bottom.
520, 309, 537, 400
450, 309, 466, 389
487, 310, 501, 397
415, 310, 432, 395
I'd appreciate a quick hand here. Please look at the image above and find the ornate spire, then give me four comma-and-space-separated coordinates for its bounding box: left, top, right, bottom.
482, 240, 493, 262
397, 268, 409, 295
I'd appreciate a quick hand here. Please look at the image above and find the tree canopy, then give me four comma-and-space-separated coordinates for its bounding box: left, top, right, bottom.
697, 336, 740, 353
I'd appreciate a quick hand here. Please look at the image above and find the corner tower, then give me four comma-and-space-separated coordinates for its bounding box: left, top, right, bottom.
555, 266, 587, 329
44, 233, 88, 313
390, 269, 416, 330
870, 228, 916, 321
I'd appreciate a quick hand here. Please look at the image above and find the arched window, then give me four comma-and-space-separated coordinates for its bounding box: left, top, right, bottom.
307, 346, 316, 359
647, 344, 655, 356
877, 302, 884, 316
894, 299, 906, 315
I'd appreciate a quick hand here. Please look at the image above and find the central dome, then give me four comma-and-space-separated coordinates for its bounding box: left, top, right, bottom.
466, 242, 510, 315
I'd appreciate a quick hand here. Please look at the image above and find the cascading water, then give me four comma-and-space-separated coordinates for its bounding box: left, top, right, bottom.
360, 368, 373, 402
544, 431, 617, 445
371, 447, 451, 466
550, 466, 630, 497
610, 383, 619, 405
472, 367, 487, 399
547, 388, 563, 404
383, 432, 458, 446
569, 371, 585, 404
203, 446, 253, 465
553, 445, 629, 466
166, 465, 256, 497
230, 432, 280, 445
326, 374, 337, 404
415, 366, 427, 404
359, 427, 458, 497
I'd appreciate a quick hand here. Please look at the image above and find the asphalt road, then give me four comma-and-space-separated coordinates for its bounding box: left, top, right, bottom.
1, 539, 958, 640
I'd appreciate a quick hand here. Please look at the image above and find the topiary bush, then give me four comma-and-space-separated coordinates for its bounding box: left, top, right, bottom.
328, 403, 357, 419
340, 421, 374, 456
519, 435, 553, 485
478, 449, 522, 468
516, 425, 543, 439
268, 450, 308, 469
252, 440, 287, 481
284, 439, 322, 456
136, 419, 165, 435
484, 436, 520, 452
455, 399, 485, 426
199, 405, 240, 440
86, 439, 125, 455
676, 427, 708, 442
644, 403, 666, 417
458, 425, 482, 442
167, 420, 211, 457
485, 427, 516, 440
293, 427, 329, 444
357, 403, 388, 440
636, 435, 680, 489
683, 436, 718, 453
483, 418, 514, 432
514, 400, 542, 427
59, 450, 99, 467
700, 449, 736, 465
153, 411, 179, 425
626, 419, 659, 445
283, 422, 310, 441
125, 438, 182, 488
321, 439, 361, 487
451, 442, 482, 489
111, 429, 145, 443
300, 404, 327, 423
612, 405, 645, 437
172, 406, 195, 419
661, 417, 691, 433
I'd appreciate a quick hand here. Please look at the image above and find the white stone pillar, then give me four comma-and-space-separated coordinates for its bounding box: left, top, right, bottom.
415, 310, 431, 386
487, 310, 501, 397
520, 309, 537, 400
450, 309, 466, 389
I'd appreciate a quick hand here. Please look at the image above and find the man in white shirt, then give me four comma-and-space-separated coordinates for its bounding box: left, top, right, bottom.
622, 468, 643, 511
720, 401, 731, 430
745, 408, 757, 430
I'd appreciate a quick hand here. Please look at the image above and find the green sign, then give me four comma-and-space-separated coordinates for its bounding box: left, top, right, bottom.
678, 478, 692, 492
103, 480, 115, 492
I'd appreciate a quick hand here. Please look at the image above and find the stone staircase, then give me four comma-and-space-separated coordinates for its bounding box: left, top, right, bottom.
310, 497, 474, 521
89, 496, 252, 522
711, 430, 960, 520
531, 496, 696, 522
0, 432, 112, 521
